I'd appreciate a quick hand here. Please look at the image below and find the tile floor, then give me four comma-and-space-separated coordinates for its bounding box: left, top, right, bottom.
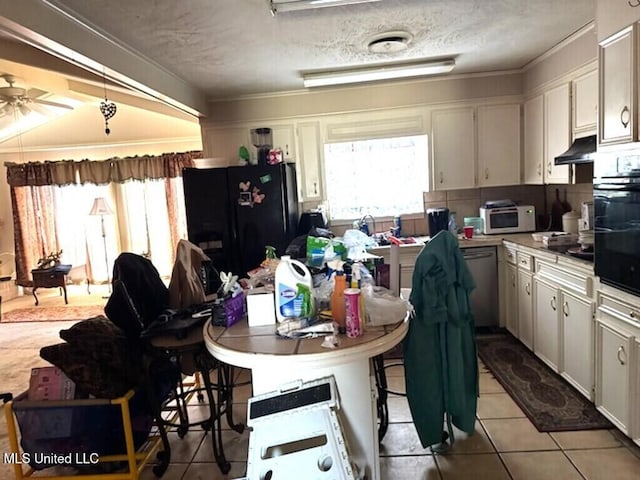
1, 289, 640, 479
133, 360, 640, 480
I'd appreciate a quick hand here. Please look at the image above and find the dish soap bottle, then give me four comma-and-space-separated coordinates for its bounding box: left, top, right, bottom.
448, 211, 458, 235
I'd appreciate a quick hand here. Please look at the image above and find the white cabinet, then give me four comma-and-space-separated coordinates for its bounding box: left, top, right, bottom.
572, 69, 598, 138
432, 104, 520, 191
595, 290, 640, 436
596, 319, 633, 433
534, 277, 561, 370
599, 25, 637, 147
477, 104, 521, 187
202, 126, 250, 163
523, 95, 544, 184
431, 107, 476, 190
517, 269, 534, 350
505, 263, 518, 337
544, 83, 571, 183
296, 121, 323, 201
271, 124, 295, 161
560, 291, 595, 400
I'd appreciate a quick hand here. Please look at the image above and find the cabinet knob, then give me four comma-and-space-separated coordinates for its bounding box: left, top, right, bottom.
617, 345, 626, 366
562, 301, 569, 317
537, 163, 541, 176
550, 295, 557, 311
547, 161, 552, 176
484, 168, 489, 180
629, 311, 635, 319
313, 182, 318, 195
439, 172, 444, 184
621, 106, 630, 129
525, 283, 530, 295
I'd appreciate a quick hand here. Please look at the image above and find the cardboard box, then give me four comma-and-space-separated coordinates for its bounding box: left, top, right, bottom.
247, 287, 276, 326
29, 366, 75, 401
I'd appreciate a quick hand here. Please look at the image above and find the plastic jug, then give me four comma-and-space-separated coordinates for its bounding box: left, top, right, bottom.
275, 255, 314, 322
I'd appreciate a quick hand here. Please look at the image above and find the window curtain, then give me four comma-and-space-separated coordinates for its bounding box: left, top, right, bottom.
5, 151, 200, 287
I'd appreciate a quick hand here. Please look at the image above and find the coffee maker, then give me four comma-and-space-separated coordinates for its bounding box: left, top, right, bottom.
251, 128, 273, 166
427, 207, 450, 237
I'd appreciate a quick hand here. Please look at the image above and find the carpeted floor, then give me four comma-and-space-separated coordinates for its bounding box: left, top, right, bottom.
476, 333, 612, 432
1, 305, 106, 323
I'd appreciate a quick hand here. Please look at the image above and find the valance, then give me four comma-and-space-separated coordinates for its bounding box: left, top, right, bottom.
5, 151, 201, 187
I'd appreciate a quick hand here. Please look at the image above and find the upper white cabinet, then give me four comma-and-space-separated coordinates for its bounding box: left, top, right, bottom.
599, 25, 637, 147
477, 104, 521, 187
296, 121, 323, 201
523, 85, 571, 185
431, 107, 476, 190
271, 124, 296, 161
523, 95, 544, 184
431, 103, 520, 191
544, 83, 571, 184
572, 69, 598, 138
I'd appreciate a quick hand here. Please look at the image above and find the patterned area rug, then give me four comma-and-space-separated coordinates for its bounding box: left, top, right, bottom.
476, 334, 612, 432
1, 305, 105, 323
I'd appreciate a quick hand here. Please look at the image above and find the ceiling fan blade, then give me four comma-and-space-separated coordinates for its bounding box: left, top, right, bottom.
30, 98, 74, 110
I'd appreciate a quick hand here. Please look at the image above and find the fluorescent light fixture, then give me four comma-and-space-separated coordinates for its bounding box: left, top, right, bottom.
270, 0, 382, 14
303, 59, 455, 88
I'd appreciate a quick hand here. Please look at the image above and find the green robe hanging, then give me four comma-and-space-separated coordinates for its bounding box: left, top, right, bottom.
405, 230, 479, 448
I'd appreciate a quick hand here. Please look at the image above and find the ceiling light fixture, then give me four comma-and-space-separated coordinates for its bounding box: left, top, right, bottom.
302, 59, 455, 88
270, 0, 383, 14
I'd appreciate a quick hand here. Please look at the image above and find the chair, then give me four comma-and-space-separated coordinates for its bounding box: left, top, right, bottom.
107, 251, 244, 475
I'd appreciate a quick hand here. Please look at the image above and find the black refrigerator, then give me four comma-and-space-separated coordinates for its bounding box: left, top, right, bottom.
182, 163, 299, 277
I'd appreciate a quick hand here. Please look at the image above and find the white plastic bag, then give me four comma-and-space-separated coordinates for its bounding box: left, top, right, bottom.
362, 284, 413, 326
342, 229, 378, 259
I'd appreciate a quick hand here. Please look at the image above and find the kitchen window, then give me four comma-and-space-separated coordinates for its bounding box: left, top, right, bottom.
323, 135, 428, 220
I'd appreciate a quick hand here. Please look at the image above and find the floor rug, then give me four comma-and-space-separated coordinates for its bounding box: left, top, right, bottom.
476, 333, 612, 432
1, 305, 105, 323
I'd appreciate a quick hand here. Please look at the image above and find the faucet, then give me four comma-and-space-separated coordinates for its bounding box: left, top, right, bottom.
358, 214, 376, 236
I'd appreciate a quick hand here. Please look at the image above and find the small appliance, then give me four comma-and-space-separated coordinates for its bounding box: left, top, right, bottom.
479, 200, 535, 234
250, 128, 273, 166
426, 207, 449, 237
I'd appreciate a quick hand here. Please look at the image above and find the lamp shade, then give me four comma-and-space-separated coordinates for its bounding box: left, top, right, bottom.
89, 197, 113, 216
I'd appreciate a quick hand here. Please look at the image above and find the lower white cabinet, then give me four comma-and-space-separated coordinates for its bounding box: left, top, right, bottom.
596, 319, 633, 433
560, 291, 594, 400
505, 263, 518, 337
534, 277, 561, 370
517, 270, 534, 350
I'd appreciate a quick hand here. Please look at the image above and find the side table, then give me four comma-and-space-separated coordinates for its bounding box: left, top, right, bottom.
31, 264, 72, 306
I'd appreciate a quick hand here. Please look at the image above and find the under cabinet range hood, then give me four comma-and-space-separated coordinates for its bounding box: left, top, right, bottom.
554, 135, 597, 165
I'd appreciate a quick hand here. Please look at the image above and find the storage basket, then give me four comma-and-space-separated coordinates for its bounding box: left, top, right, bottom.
5, 389, 159, 477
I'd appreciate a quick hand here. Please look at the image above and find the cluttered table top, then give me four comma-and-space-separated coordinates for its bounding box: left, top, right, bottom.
203, 315, 408, 370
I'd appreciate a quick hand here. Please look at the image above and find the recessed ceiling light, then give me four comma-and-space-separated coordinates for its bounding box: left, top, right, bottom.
367, 31, 413, 54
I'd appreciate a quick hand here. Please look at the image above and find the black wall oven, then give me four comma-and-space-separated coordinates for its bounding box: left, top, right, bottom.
594, 154, 640, 296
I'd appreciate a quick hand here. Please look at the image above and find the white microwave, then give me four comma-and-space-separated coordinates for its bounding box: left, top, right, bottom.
480, 205, 536, 234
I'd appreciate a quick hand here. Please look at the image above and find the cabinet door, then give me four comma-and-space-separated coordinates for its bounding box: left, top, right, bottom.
534, 278, 560, 370
477, 104, 521, 187
271, 124, 295, 161
544, 83, 570, 184
517, 270, 534, 350
297, 121, 323, 201
523, 95, 544, 185
505, 263, 518, 337
561, 291, 594, 400
572, 70, 598, 137
599, 26, 636, 146
431, 107, 475, 191
596, 320, 632, 433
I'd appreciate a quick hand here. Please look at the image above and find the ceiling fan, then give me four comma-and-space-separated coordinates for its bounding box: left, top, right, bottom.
0, 73, 73, 117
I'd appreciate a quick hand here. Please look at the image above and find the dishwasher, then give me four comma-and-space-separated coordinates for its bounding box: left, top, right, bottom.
462, 246, 498, 327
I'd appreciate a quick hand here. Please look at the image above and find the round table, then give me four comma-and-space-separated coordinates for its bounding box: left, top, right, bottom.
203, 317, 408, 480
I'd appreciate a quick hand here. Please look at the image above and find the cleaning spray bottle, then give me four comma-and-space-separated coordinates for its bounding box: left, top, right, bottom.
275, 255, 313, 322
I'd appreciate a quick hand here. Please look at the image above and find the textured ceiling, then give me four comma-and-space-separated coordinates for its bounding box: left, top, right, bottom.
44, 1, 594, 99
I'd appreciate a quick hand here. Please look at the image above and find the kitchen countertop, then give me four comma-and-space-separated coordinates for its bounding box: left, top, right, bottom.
369, 232, 594, 269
